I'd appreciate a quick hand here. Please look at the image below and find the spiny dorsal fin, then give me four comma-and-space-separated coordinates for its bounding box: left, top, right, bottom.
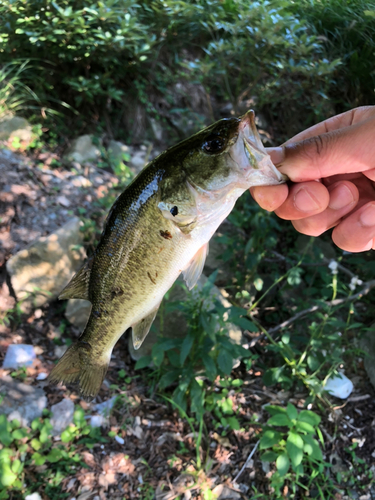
132, 304, 161, 350
182, 242, 209, 290
59, 259, 92, 300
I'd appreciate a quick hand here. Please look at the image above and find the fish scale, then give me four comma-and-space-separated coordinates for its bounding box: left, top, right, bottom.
49, 110, 286, 399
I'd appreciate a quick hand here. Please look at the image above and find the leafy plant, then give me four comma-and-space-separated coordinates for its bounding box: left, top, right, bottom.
259, 403, 333, 498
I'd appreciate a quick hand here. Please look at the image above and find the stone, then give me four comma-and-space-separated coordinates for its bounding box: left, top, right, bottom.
128, 274, 243, 361
6, 217, 86, 311
0, 375, 47, 426
107, 140, 129, 165
65, 299, 91, 331
25, 494, 43, 500
2, 344, 36, 369
0, 115, 32, 143
211, 485, 241, 500
128, 147, 148, 175
50, 398, 75, 436
64, 135, 101, 164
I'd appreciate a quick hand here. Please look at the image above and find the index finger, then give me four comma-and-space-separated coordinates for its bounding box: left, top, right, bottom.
285, 106, 375, 144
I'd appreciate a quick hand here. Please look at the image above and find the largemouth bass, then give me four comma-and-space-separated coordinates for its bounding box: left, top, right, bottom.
49, 110, 285, 399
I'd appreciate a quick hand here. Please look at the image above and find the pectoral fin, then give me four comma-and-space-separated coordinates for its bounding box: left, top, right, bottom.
59, 258, 92, 300
182, 242, 209, 290
132, 304, 161, 350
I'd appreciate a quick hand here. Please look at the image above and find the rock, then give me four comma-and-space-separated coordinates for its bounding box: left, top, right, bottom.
54, 345, 68, 358
65, 299, 91, 332
64, 135, 101, 165
2, 344, 36, 369
0, 115, 32, 143
6, 217, 86, 311
360, 323, 375, 390
128, 274, 243, 361
50, 398, 75, 436
107, 140, 129, 165
0, 375, 47, 426
211, 485, 241, 500
25, 494, 43, 500
128, 147, 148, 175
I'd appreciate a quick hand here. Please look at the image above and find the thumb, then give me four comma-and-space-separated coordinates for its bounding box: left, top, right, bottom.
272, 118, 375, 182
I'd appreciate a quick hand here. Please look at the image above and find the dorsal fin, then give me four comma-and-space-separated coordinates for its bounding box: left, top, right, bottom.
132, 303, 161, 349
182, 242, 209, 290
59, 259, 92, 300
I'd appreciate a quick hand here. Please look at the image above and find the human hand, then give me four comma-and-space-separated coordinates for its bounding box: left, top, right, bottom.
251, 106, 375, 252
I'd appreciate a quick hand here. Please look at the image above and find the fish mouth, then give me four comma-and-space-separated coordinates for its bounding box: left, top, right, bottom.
239, 110, 288, 184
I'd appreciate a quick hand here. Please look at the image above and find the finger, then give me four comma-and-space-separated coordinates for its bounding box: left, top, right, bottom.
275, 181, 330, 221
332, 201, 375, 252
284, 106, 375, 143
250, 184, 288, 212
363, 168, 375, 182
291, 181, 359, 237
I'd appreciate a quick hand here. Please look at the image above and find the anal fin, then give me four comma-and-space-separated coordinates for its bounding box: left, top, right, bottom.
59, 258, 92, 300
182, 242, 209, 290
132, 304, 160, 350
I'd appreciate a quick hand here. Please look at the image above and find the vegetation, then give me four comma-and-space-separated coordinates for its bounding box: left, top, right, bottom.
1, 0, 375, 498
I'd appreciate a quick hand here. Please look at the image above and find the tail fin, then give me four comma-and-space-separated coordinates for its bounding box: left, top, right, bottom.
49, 342, 109, 400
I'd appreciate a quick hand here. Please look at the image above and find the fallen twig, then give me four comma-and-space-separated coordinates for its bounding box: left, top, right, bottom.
266, 279, 375, 336
233, 440, 259, 484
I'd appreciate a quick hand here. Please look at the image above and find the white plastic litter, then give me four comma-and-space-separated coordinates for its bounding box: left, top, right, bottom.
2, 344, 36, 369
324, 373, 353, 399
115, 435, 124, 445
36, 372, 48, 381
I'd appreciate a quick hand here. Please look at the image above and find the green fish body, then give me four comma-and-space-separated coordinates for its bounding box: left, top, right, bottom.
49, 110, 285, 399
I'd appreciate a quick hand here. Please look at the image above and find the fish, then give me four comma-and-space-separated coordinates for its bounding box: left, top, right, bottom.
49, 110, 286, 399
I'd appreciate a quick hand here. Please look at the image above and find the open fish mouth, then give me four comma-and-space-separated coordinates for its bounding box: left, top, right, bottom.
240, 110, 288, 184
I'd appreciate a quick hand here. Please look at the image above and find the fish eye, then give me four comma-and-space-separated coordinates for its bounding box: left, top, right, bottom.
202, 135, 226, 154
170, 206, 178, 216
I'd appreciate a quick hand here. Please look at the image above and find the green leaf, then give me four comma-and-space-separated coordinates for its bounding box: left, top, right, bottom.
31, 438, 42, 451
134, 355, 151, 370
46, 448, 63, 463
298, 410, 321, 427
158, 370, 179, 389
180, 332, 194, 366
11, 459, 22, 474
202, 354, 217, 380
217, 349, 232, 375
302, 435, 323, 462
259, 430, 282, 450
260, 451, 278, 462
0, 464, 17, 487
32, 452, 46, 466
267, 414, 291, 427
286, 403, 298, 421
286, 431, 304, 468
227, 416, 240, 430
276, 453, 290, 476
265, 405, 287, 416
152, 345, 164, 367
61, 429, 74, 443
295, 420, 315, 434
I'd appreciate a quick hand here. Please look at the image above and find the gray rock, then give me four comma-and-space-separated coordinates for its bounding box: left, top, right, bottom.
107, 140, 129, 165
0, 115, 32, 143
50, 398, 75, 436
6, 217, 86, 311
0, 375, 47, 426
128, 147, 148, 174
360, 323, 375, 390
65, 299, 91, 332
64, 135, 101, 164
2, 344, 36, 369
54, 345, 68, 358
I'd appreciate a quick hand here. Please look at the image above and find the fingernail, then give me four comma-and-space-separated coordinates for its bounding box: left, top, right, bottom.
294, 187, 320, 212
328, 184, 355, 210
359, 203, 375, 227
266, 147, 285, 166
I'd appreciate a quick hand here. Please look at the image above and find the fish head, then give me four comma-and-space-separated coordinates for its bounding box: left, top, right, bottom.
178, 109, 286, 193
